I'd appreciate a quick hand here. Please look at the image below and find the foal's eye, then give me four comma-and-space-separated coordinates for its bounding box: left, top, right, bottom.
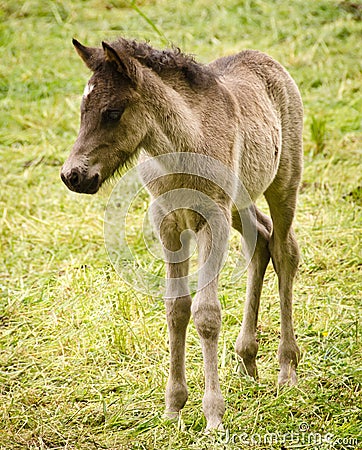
103, 109, 124, 123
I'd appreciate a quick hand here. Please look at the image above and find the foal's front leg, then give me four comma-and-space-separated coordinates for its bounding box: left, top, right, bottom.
192, 279, 224, 430
191, 224, 229, 430
164, 285, 192, 418
162, 225, 192, 419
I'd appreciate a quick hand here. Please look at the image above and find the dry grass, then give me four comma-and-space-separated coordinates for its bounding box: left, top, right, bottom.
0, 0, 361, 448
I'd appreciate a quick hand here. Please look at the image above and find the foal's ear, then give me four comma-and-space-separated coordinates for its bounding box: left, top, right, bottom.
102, 41, 143, 87
72, 39, 102, 71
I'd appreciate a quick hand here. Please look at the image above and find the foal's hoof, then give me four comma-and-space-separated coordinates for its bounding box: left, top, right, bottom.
205, 420, 224, 433
163, 410, 179, 422
237, 360, 258, 381
278, 367, 298, 387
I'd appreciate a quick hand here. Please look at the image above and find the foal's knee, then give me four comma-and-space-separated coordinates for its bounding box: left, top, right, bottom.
191, 298, 221, 340
166, 296, 192, 330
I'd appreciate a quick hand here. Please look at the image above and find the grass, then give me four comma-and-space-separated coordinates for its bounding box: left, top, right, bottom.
310, 116, 327, 156
0, 0, 361, 448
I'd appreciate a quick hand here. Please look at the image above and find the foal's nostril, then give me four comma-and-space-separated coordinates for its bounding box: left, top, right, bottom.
69, 168, 82, 187
61, 167, 85, 189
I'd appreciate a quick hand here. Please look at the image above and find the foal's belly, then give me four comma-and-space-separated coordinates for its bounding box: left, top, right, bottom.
238, 152, 280, 201
237, 124, 281, 201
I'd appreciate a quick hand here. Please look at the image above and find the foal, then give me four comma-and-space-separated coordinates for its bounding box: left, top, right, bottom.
61, 38, 303, 430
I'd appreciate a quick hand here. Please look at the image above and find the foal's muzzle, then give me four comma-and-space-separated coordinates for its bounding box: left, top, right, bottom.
61, 166, 101, 194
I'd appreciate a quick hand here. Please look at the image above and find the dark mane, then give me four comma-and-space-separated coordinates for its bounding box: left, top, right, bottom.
113, 38, 217, 89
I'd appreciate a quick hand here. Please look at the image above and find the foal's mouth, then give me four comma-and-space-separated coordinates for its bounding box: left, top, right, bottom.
61, 170, 102, 195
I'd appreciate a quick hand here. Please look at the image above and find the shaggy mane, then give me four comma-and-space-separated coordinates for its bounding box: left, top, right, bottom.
113, 38, 217, 89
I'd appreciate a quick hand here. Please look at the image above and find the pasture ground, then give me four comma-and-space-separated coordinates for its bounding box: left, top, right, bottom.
0, 1, 361, 448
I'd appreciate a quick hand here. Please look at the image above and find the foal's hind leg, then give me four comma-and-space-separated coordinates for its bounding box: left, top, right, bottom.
265, 189, 301, 386
233, 207, 272, 379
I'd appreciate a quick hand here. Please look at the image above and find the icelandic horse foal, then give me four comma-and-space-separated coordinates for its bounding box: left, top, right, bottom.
61, 38, 303, 430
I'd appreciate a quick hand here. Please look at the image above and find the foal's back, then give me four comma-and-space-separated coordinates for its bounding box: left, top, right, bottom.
209, 50, 303, 200
211, 49, 302, 113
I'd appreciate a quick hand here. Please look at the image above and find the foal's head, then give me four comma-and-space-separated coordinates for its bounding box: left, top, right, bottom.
61, 39, 148, 194
61, 38, 215, 194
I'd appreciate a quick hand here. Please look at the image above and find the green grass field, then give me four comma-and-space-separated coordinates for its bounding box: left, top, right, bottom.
1, 0, 361, 448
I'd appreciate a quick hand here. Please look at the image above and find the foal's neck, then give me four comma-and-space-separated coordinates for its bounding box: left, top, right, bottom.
142, 71, 203, 154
